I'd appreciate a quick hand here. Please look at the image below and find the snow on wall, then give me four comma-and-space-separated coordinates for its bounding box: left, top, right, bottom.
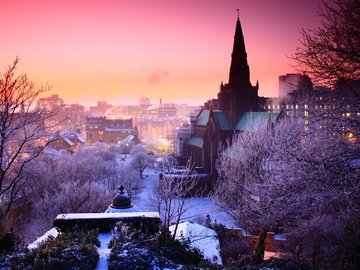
28, 228, 60, 250
55, 212, 160, 220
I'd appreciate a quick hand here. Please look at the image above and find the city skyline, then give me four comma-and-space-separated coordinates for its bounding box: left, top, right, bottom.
1, 0, 326, 106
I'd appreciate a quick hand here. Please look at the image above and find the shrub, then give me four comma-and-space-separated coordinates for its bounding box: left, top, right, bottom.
0, 229, 99, 270
109, 224, 218, 270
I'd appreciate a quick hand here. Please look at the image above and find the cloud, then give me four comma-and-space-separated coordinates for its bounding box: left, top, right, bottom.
147, 69, 169, 86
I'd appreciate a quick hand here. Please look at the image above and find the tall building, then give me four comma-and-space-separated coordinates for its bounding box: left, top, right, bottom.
182, 16, 278, 176
279, 73, 313, 101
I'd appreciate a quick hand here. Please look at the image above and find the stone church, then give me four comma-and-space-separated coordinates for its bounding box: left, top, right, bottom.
182, 16, 278, 177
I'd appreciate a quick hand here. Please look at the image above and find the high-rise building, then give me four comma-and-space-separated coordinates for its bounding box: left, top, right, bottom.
279, 73, 313, 100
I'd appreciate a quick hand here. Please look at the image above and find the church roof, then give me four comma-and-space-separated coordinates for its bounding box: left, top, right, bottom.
187, 137, 203, 148
212, 111, 231, 130
196, 110, 210, 126
235, 112, 279, 131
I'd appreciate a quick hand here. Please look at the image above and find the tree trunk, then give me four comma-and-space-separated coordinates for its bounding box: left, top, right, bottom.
254, 230, 267, 264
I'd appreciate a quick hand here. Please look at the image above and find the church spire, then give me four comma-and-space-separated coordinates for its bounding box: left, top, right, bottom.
228, 13, 251, 88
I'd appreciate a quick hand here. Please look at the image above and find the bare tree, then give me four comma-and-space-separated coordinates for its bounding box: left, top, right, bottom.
154, 160, 202, 240
119, 141, 133, 159
0, 58, 60, 223
107, 163, 140, 199
292, 0, 360, 93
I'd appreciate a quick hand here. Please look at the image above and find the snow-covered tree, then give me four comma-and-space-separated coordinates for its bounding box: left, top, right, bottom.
130, 145, 150, 179
17, 147, 117, 242
216, 113, 360, 264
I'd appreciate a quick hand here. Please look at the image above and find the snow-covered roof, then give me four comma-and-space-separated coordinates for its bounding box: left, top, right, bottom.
169, 221, 222, 265
63, 137, 75, 146
28, 227, 60, 250
105, 127, 135, 132
120, 134, 135, 145
76, 133, 86, 143
42, 146, 61, 160
55, 212, 160, 220
59, 131, 86, 145
147, 104, 160, 111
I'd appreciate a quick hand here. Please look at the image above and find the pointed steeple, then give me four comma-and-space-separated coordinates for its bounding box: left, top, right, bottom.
228, 13, 251, 88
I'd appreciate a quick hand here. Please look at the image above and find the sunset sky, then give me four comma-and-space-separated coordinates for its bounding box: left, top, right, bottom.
0, 0, 326, 106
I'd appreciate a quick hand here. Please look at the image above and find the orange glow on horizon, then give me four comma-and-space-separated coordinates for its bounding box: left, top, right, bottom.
0, 0, 325, 106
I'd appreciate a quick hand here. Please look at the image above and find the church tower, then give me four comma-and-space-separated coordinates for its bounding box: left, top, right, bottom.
228, 15, 251, 88
218, 13, 259, 127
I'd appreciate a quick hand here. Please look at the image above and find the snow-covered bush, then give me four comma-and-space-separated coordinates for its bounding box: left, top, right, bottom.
0, 229, 99, 270
109, 222, 218, 270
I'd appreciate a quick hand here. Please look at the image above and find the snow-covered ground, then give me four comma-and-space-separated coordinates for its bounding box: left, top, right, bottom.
170, 221, 222, 265
132, 166, 238, 228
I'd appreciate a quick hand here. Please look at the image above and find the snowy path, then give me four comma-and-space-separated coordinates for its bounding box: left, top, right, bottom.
95, 232, 112, 270
133, 167, 238, 228
133, 168, 159, 211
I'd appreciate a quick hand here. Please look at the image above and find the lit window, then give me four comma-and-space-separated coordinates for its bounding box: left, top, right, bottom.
346, 132, 358, 143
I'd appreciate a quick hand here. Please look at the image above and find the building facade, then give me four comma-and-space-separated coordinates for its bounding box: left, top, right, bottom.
86, 116, 138, 144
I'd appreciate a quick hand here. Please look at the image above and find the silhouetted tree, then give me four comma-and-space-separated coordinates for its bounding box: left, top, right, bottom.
292, 0, 360, 93
0, 58, 60, 226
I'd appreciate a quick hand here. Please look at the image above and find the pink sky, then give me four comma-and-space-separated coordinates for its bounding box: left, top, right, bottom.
0, 0, 325, 105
